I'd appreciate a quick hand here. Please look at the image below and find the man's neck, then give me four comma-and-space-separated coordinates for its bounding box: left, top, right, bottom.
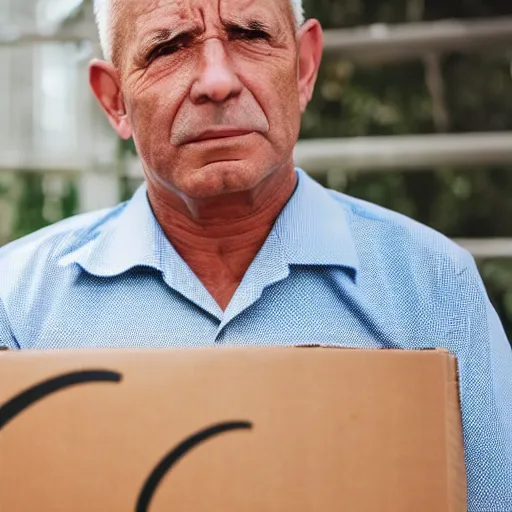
147, 166, 298, 310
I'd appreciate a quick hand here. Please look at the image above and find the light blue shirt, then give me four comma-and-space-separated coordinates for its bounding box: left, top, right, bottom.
0, 168, 511, 509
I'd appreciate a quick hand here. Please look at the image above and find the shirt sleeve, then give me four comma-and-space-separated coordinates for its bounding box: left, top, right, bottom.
0, 296, 20, 350
455, 253, 512, 511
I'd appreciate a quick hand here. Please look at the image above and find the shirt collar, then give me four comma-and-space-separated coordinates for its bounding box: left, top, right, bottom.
59, 168, 359, 279
274, 168, 359, 276
58, 184, 169, 277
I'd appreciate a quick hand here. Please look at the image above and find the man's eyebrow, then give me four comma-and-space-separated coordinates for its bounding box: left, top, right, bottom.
140, 27, 201, 51
223, 18, 273, 33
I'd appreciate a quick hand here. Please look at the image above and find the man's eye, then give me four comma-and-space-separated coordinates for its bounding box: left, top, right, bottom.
229, 28, 270, 41
146, 40, 187, 62
148, 44, 181, 61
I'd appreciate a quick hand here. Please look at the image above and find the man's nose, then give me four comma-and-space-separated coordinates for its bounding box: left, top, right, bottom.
190, 39, 243, 104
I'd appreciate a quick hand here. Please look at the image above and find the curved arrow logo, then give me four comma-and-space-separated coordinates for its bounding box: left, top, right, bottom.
136, 421, 253, 512
0, 370, 253, 512
0, 370, 122, 430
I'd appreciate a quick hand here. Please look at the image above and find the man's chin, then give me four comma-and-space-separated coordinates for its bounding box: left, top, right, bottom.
178, 160, 272, 199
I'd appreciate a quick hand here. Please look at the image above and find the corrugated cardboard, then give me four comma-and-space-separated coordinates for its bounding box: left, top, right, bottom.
0, 347, 467, 511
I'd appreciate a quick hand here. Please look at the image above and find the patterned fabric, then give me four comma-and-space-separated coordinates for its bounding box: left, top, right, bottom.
0, 168, 510, 510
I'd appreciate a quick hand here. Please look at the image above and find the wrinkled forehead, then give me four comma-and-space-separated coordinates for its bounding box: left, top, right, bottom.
115, 0, 294, 40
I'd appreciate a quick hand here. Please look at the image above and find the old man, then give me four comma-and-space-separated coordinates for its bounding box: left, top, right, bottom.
0, 0, 510, 509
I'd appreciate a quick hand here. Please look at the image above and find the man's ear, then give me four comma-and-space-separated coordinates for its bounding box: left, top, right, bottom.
296, 19, 324, 113
89, 59, 132, 140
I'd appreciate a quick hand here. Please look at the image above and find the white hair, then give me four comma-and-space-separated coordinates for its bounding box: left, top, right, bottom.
93, 0, 305, 62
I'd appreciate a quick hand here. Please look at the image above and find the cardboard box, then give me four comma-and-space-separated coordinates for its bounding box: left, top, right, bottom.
0, 347, 467, 511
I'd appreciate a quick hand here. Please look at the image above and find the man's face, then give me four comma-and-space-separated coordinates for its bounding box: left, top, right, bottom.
110, 0, 308, 199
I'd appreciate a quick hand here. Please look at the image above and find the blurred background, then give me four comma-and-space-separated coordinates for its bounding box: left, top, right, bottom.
0, 0, 511, 341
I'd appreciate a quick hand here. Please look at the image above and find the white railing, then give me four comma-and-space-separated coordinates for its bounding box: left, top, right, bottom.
293, 133, 512, 174
323, 17, 512, 63
455, 239, 512, 259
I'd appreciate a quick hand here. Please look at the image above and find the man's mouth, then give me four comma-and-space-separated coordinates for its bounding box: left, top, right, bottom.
188, 128, 255, 144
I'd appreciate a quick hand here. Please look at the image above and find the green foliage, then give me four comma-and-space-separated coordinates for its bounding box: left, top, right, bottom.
12, 174, 78, 241
11, 174, 49, 240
